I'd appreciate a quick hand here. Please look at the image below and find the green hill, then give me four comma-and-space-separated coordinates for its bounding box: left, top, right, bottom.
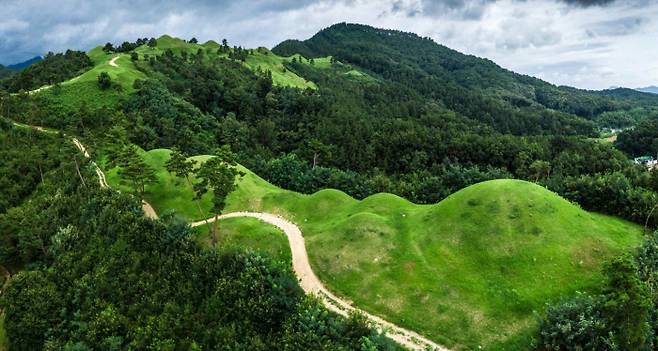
32, 34, 325, 114
133, 35, 318, 89
274, 23, 658, 133
106, 148, 643, 350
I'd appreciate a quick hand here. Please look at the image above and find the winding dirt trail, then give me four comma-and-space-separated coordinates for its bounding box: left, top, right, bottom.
109, 56, 120, 67
191, 212, 448, 351
13, 121, 449, 350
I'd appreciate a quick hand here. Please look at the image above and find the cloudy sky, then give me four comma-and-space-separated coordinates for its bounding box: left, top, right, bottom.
1, 0, 657, 89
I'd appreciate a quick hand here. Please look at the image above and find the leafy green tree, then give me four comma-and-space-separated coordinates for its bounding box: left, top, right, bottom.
603, 255, 652, 350
97, 71, 111, 90
536, 294, 613, 351
147, 37, 157, 47
306, 138, 332, 168
529, 160, 551, 182
130, 52, 138, 62
1, 271, 64, 351
193, 145, 243, 246
189, 37, 198, 44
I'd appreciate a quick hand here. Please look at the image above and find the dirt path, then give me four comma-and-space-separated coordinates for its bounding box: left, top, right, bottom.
24, 67, 83, 95
109, 56, 119, 67
142, 201, 158, 219
191, 212, 448, 351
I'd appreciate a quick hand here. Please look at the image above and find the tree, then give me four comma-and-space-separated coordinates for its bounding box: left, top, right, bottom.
102, 42, 114, 53
2, 271, 64, 351
130, 52, 138, 62
529, 160, 551, 182
603, 255, 652, 350
97, 72, 111, 90
117, 145, 157, 196
189, 37, 198, 44
537, 294, 613, 350
306, 139, 332, 168
147, 37, 157, 47
193, 145, 243, 247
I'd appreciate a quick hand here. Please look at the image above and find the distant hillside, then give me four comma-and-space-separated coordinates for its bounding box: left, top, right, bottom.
638, 86, 658, 94
0, 64, 12, 80
6, 55, 42, 71
274, 23, 658, 132
2, 51, 91, 92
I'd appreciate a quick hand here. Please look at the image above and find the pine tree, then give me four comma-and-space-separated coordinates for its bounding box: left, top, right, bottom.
118, 145, 157, 196
193, 145, 243, 247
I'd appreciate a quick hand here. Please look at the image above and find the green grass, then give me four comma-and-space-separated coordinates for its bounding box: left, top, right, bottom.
36, 46, 146, 113
134, 36, 318, 89
195, 217, 291, 265
33, 34, 336, 113
244, 48, 317, 89
105, 149, 644, 350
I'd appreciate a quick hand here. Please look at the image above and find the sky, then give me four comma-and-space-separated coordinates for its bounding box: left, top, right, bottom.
1, 0, 657, 90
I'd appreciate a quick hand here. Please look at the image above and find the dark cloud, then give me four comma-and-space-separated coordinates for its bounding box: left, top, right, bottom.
390, 0, 496, 19
0, 0, 331, 64
560, 0, 616, 6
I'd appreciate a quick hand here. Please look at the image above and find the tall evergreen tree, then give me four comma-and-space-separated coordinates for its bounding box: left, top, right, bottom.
118, 145, 157, 196
193, 145, 243, 246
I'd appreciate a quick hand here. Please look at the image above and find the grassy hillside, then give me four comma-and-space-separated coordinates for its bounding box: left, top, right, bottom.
195, 217, 291, 265
37, 47, 146, 112
106, 148, 643, 350
133, 36, 318, 89
33, 34, 325, 114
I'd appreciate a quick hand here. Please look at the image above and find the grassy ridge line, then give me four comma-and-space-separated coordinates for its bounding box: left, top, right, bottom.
134, 35, 320, 89
105, 148, 643, 350
33, 34, 324, 113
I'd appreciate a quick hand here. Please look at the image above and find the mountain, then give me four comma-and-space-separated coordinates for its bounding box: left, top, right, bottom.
6, 55, 42, 71
638, 85, 658, 94
0, 64, 12, 79
274, 23, 658, 130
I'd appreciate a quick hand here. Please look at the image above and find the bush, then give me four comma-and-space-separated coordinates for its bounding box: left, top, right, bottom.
97, 71, 111, 90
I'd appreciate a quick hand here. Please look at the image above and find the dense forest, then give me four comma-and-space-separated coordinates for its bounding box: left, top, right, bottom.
1, 50, 92, 93
274, 23, 658, 127
0, 122, 400, 351
0, 66, 12, 80
616, 117, 658, 157
3, 23, 658, 350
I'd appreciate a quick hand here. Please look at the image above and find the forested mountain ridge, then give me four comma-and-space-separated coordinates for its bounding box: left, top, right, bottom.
0, 65, 12, 80
274, 23, 658, 131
